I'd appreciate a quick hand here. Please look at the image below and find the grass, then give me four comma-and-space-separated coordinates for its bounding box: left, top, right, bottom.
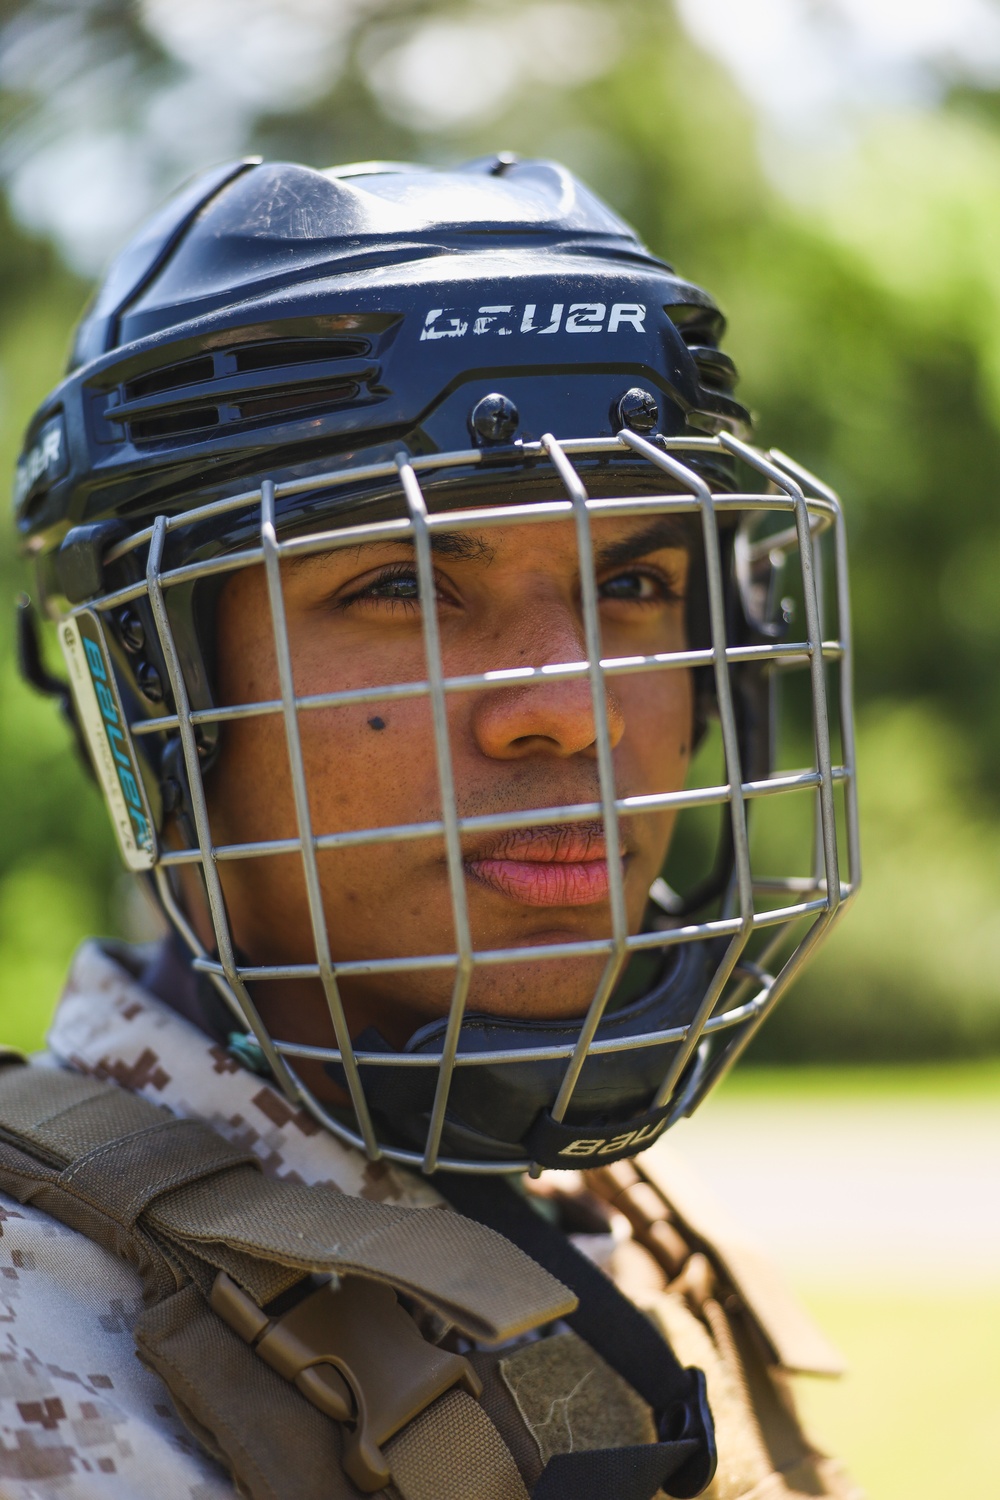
794, 1288, 1000, 1498
719, 1059, 1000, 1102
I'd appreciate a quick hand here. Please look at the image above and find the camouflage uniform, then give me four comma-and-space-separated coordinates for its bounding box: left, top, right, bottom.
0, 944, 860, 1499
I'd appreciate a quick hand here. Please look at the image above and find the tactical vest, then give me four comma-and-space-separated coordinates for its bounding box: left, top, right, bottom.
0, 1052, 859, 1500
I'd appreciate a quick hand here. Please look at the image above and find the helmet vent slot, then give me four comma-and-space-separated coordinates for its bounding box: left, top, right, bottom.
233, 338, 370, 371
130, 405, 220, 441
235, 382, 359, 420
124, 357, 215, 401
666, 304, 725, 348
689, 347, 737, 394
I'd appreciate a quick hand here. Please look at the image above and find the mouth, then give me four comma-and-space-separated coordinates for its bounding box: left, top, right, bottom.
465, 821, 626, 907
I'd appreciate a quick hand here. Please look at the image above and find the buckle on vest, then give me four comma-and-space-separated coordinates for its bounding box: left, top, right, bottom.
211, 1270, 482, 1492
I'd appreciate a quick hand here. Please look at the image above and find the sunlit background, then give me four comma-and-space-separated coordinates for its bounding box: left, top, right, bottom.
1, 2, 998, 1493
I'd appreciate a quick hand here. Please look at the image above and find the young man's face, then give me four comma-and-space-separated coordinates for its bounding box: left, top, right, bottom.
202, 503, 693, 1053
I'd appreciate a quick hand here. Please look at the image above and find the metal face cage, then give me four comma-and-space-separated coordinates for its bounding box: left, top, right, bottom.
57, 430, 859, 1176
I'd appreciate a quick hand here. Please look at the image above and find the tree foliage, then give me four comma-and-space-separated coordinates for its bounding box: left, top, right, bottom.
2, 0, 999, 1059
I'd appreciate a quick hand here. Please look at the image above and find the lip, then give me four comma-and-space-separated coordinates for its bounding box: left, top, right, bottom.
466, 822, 625, 907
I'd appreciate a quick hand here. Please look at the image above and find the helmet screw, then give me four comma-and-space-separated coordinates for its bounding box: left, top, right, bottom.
116, 608, 145, 653
614, 387, 659, 436
470, 393, 519, 445
137, 661, 164, 702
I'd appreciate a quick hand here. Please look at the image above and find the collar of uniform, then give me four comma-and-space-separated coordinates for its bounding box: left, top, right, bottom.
47, 939, 444, 1209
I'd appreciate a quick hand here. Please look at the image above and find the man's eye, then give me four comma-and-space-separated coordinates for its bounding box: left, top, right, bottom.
599, 570, 678, 604
368, 571, 420, 601
338, 566, 424, 609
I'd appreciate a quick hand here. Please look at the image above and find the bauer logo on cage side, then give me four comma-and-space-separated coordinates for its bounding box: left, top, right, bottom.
59, 611, 157, 872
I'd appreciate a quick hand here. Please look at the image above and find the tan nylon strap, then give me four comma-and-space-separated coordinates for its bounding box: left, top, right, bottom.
137, 1287, 532, 1500
0, 1063, 575, 1342
385, 1389, 530, 1500
148, 1172, 575, 1340
59, 1116, 261, 1227
0, 1064, 159, 1156
162, 1231, 306, 1309
0, 1064, 558, 1498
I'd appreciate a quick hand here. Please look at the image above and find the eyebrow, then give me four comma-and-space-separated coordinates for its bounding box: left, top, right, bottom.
289, 515, 685, 575
289, 530, 495, 572
424, 518, 688, 567
426, 531, 495, 562
593, 516, 689, 572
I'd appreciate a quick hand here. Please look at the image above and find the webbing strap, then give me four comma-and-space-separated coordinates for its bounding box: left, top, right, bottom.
386, 1390, 530, 1500
439, 1175, 717, 1500
60, 1116, 260, 1227
0, 1061, 705, 1500
137, 1287, 529, 1500
0, 1063, 572, 1497
532, 1444, 699, 1500
0, 1132, 184, 1305
0, 1064, 574, 1343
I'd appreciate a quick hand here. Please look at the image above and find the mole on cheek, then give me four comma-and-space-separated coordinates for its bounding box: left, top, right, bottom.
367, 716, 387, 731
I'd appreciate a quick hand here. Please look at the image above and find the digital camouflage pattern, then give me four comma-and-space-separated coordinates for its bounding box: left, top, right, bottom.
50, 943, 446, 1207
0, 942, 445, 1498
0, 1194, 228, 1497
0, 945, 859, 1499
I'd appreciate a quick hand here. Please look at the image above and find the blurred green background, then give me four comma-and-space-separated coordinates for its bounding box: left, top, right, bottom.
0, 2, 998, 1493
2, 0, 1000, 1061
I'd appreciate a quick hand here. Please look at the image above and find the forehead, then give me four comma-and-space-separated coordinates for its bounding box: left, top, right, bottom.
285, 504, 692, 581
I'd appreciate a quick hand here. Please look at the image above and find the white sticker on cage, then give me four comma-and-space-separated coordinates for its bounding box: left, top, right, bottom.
60, 611, 157, 871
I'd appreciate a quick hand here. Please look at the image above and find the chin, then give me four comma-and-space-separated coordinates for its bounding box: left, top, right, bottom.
461, 954, 608, 1023
347, 955, 607, 1035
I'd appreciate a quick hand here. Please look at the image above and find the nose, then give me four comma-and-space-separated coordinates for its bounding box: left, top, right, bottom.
469, 601, 625, 760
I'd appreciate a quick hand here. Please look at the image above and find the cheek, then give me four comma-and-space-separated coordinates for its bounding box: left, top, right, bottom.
618, 672, 692, 906
296, 700, 440, 830
206, 714, 292, 843
215, 572, 278, 708
212, 578, 435, 837
621, 669, 693, 772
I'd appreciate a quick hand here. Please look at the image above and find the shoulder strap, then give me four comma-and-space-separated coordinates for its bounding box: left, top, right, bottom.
0, 1059, 721, 1500
598, 1148, 846, 1377
0, 1060, 571, 1339
438, 1174, 716, 1500
0, 1059, 569, 1498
